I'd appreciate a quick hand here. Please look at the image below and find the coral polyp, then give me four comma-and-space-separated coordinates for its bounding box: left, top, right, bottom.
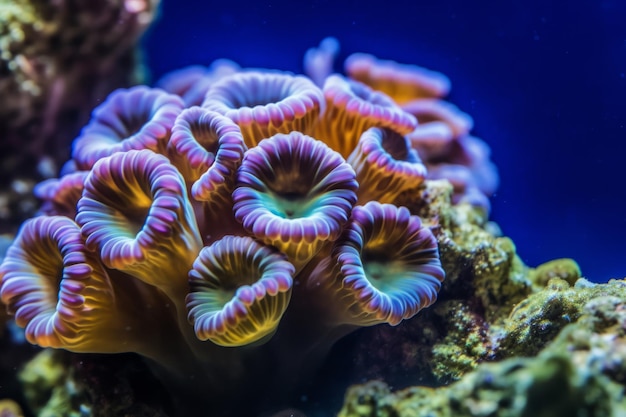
187, 235, 294, 347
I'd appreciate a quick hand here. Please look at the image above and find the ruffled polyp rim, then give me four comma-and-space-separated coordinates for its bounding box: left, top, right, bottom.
75, 149, 202, 295
168, 107, 247, 205
313, 75, 417, 158
233, 132, 358, 268
71, 86, 184, 169
0, 216, 116, 350
345, 52, 451, 103
186, 235, 294, 347
202, 71, 323, 147
347, 127, 427, 204
333, 201, 445, 326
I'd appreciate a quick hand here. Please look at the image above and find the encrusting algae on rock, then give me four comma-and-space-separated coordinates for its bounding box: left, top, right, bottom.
339, 278, 626, 417
17, 350, 90, 417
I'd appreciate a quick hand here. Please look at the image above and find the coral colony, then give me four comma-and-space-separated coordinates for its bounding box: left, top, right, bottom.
0, 38, 498, 414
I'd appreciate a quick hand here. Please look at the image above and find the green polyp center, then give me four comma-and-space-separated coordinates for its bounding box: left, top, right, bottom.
213, 287, 238, 308
362, 250, 407, 292
261, 191, 317, 219
209, 266, 262, 308
108, 183, 153, 238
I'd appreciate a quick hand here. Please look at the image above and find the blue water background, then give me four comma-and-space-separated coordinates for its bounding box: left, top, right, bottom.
143, 0, 626, 283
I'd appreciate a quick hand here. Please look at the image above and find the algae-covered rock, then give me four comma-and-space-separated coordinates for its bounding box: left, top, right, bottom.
0, 0, 159, 232
339, 279, 626, 417
496, 278, 586, 358
429, 300, 491, 382
18, 349, 90, 417
496, 277, 626, 358
340, 352, 625, 417
528, 258, 581, 288
17, 350, 172, 417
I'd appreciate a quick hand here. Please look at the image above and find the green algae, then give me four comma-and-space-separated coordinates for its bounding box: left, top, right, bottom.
528, 258, 581, 288
430, 300, 491, 381
18, 350, 90, 417
16, 351, 173, 417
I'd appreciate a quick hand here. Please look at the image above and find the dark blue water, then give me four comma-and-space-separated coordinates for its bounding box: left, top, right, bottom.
144, 0, 626, 283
